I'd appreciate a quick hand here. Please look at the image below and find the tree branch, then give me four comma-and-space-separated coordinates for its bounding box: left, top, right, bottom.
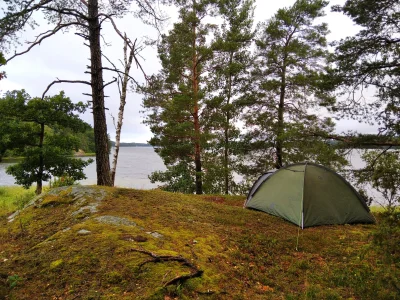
98, 14, 150, 82
101, 77, 118, 91
310, 132, 400, 147
6, 21, 85, 63
42, 79, 91, 99
40, 5, 88, 21
369, 146, 392, 168
102, 67, 139, 86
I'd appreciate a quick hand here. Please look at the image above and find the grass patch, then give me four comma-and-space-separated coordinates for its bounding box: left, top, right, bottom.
0, 186, 36, 216
370, 205, 400, 213
1, 157, 24, 163
370, 206, 387, 213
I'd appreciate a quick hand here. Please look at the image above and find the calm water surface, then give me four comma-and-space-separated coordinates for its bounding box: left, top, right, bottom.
0, 148, 382, 203
0, 147, 166, 189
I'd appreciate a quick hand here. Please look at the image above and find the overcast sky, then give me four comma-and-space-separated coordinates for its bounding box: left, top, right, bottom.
0, 0, 376, 143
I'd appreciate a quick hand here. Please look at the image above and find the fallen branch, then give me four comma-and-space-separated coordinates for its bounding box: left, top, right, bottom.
130, 248, 203, 287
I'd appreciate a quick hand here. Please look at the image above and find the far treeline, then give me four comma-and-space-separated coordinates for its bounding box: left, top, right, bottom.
0, 0, 399, 207
109, 141, 151, 147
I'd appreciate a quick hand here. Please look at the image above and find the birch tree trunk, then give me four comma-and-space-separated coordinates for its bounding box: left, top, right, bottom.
110, 36, 134, 185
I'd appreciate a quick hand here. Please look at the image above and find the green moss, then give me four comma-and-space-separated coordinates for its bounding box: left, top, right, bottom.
40, 189, 74, 207
103, 271, 123, 284
50, 259, 64, 270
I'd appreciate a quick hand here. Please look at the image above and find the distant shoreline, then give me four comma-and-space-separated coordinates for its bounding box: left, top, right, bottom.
110, 141, 152, 148
1, 147, 153, 162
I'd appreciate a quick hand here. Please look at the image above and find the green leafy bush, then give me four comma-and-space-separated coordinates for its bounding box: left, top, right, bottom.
373, 210, 400, 264
51, 175, 77, 188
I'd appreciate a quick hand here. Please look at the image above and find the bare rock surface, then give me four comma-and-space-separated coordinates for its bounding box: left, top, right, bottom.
94, 215, 138, 227
77, 229, 92, 235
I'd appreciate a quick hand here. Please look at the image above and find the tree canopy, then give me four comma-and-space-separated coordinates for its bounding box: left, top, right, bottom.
331, 0, 400, 136
238, 0, 347, 181
0, 90, 93, 194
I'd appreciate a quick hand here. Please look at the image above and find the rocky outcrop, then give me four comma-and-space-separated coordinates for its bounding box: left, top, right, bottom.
8, 186, 107, 223
8, 185, 164, 240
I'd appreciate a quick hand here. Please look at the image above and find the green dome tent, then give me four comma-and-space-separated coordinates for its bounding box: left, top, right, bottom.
244, 163, 375, 228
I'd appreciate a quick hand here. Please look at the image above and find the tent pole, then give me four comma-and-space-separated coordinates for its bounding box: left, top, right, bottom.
296, 163, 307, 251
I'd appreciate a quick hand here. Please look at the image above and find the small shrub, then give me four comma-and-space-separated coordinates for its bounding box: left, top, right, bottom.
0, 187, 35, 216
7, 275, 22, 289
51, 175, 76, 188
372, 210, 400, 264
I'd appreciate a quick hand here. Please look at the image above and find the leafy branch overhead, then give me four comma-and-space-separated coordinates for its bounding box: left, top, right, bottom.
330, 0, 400, 136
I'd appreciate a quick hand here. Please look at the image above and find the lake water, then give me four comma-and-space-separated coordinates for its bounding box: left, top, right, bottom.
0, 147, 166, 189
0, 148, 384, 204
0, 148, 370, 188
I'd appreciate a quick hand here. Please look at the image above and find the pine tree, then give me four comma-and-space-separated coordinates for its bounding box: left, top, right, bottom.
241, 0, 346, 178
0, 90, 93, 194
205, 0, 254, 194
331, 0, 400, 136
142, 0, 217, 194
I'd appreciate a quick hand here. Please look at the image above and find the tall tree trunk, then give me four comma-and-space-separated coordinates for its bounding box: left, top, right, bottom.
276, 64, 286, 169
111, 36, 134, 185
88, 0, 112, 186
224, 52, 234, 195
194, 106, 202, 194
192, 1, 202, 195
36, 123, 45, 195
224, 120, 229, 194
